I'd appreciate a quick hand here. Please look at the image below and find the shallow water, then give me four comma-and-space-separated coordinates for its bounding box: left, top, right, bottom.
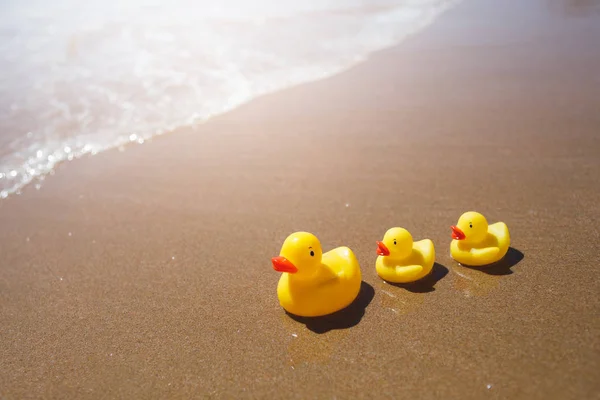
0, 0, 457, 198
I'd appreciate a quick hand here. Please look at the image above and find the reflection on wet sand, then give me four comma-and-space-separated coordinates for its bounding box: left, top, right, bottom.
376, 263, 449, 315
452, 264, 502, 297
378, 282, 426, 316
281, 312, 350, 368
451, 248, 524, 297
277, 281, 375, 367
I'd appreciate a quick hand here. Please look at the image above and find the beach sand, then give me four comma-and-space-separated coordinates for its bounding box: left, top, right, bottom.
1, 0, 600, 398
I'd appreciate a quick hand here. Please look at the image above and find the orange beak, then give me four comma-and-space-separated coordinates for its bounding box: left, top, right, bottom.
271, 256, 298, 273
376, 241, 390, 256
451, 225, 466, 240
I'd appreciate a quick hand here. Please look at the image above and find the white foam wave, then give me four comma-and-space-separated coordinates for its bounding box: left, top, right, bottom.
0, 0, 459, 199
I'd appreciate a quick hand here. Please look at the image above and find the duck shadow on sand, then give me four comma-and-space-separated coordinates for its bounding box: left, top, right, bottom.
462, 247, 524, 276
385, 263, 449, 293
286, 281, 375, 334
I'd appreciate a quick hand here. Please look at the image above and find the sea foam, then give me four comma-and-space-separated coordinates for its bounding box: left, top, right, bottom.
0, 0, 458, 198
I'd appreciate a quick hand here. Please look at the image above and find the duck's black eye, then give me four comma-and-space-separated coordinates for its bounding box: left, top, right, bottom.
310, 250, 314, 257
393, 240, 397, 245
469, 223, 473, 228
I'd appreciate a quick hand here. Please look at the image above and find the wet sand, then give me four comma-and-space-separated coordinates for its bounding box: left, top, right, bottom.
1, 0, 600, 398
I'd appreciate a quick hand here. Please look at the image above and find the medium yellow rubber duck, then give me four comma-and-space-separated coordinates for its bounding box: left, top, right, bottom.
375, 227, 435, 283
271, 232, 362, 317
450, 211, 510, 266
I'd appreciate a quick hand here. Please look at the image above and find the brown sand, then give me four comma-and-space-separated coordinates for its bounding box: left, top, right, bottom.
1, 0, 600, 398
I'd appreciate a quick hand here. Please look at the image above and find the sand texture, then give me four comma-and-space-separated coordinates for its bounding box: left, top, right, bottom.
1, 0, 600, 398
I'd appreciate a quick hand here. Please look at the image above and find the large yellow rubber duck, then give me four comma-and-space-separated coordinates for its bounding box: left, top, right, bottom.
375, 227, 435, 283
271, 232, 362, 317
450, 211, 510, 266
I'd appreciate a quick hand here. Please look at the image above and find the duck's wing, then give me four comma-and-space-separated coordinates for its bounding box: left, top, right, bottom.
322, 247, 361, 280
413, 239, 435, 266
396, 264, 424, 280
488, 222, 510, 248
470, 247, 500, 258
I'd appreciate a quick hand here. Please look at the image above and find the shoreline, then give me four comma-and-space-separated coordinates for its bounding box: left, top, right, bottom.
1, 0, 600, 398
0, 0, 461, 201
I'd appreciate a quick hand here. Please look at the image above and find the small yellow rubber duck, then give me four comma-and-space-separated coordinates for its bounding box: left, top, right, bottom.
450, 211, 510, 266
271, 232, 362, 317
375, 227, 435, 283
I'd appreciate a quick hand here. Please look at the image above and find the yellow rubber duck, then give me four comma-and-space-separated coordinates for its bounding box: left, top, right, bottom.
375, 227, 435, 283
271, 232, 362, 317
450, 211, 510, 266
